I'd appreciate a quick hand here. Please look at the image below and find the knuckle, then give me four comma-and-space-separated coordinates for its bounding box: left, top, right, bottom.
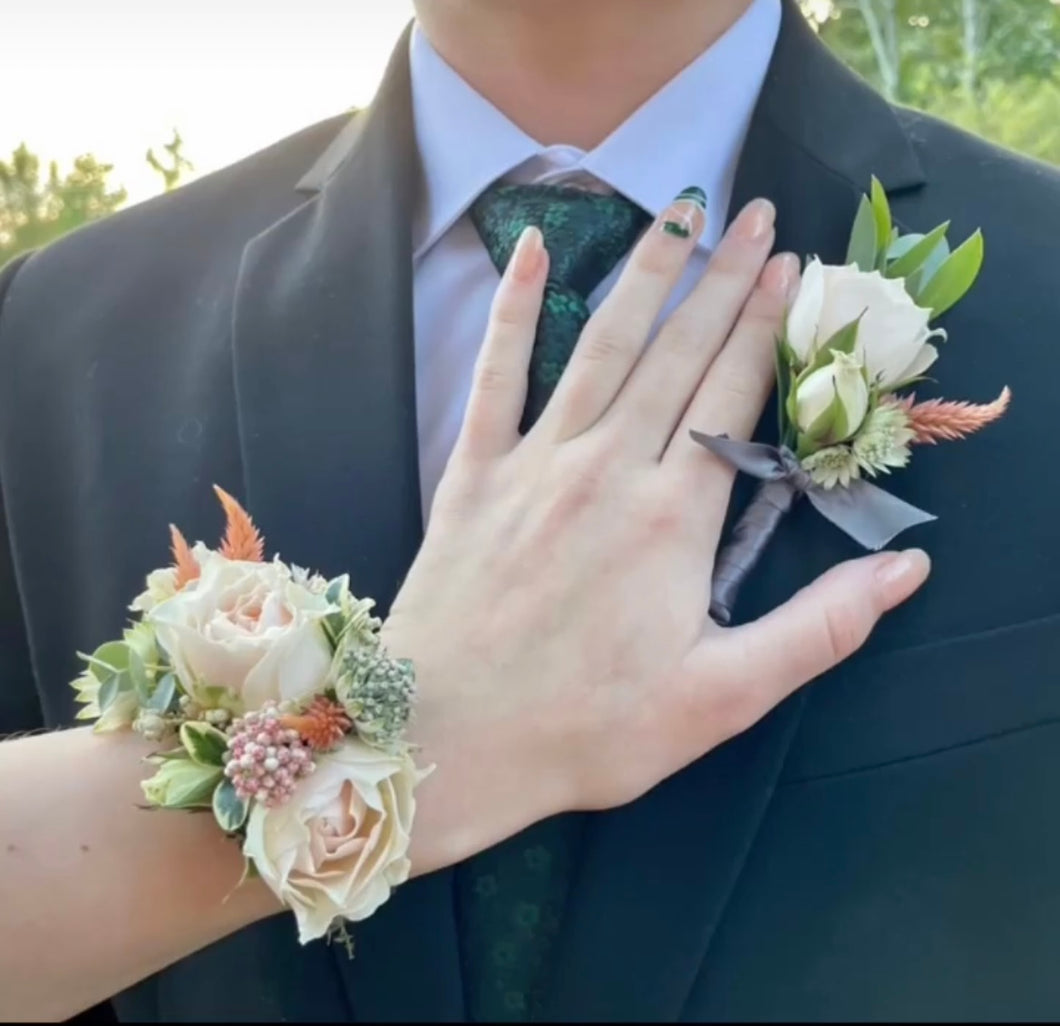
579, 327, 631, 365
633, 236, 680, 278
540, 454, 607, 526
489, 299, 524, 330
637, 482, 691, 539
474, 360, 510, 393
820, 604, 867, 663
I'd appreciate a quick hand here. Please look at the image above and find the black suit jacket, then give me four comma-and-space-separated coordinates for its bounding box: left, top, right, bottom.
4, 4, 1060, 1020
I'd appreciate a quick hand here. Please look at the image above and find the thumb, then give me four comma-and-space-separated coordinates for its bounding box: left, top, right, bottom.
710, 548, 931, 710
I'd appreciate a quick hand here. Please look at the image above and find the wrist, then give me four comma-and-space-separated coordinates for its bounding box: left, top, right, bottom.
390, 634, 573, 876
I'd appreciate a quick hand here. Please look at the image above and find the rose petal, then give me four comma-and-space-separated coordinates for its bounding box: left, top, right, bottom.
785, 256, 825, 361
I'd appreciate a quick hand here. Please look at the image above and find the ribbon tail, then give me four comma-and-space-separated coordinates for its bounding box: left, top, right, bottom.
805, 478, 937, 551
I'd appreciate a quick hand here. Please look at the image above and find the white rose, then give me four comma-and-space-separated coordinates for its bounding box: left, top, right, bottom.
786, 258, 944, 388
243, 739, 425, 944
146, 548, 335, 711
795, 350, 870, 442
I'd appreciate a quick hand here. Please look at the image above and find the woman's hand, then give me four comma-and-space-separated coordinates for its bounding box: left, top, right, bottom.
391, 195, 931, 874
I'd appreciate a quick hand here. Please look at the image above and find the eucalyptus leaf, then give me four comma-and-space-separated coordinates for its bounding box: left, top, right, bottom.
212, 779, 249, 833
911, 237, 951, 295
885, 234, 918, 262
845, 195, 878, 272
917, 230, 984, 319
885, 221, 950, 282
180, 721, 230, 767
84, 641, 130, 681
146, 671, 178, 714
869, 177, 891, 265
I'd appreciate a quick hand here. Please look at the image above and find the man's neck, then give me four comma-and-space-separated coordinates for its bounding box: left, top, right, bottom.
413, 0, 755, 150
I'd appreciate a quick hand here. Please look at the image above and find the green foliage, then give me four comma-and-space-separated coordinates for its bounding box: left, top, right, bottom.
180, 721, 230, 767
916, 228, 984, 316
0, 130, 197, 262
802, 0, 1060, 166
212, 779, 249, 833
0, 145, 126, 260
146, 129, 194, 193
141, 757, 223, 810
886, 222, 950, 279
932, 77, 1060, 166
845, 194, 880, 270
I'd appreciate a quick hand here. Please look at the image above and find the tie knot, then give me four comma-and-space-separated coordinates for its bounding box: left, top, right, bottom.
470, 183, 650, 298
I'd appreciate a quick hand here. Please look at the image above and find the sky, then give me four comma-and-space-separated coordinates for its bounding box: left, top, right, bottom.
3, 1, 416, 204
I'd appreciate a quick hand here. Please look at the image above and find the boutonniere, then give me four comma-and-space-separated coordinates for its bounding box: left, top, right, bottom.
695, 177, 1010, 624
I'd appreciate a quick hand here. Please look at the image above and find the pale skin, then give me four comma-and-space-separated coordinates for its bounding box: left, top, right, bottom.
413, 0, 757, 149
0, 188, 931, 1021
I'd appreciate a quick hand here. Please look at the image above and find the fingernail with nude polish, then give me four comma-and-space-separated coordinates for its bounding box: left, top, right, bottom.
735, 197, 776, 241
766, 252, 801, 297
660, 186, 708, 240
876, 548, 931, 591
509, 225, 543, 281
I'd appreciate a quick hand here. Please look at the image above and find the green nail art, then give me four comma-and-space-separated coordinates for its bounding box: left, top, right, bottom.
661, 187, 707, 238
675, 186, 708, 211
662, 221, 692, 238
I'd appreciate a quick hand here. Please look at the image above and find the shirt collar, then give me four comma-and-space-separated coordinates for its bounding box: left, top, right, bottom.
410, 0, 781, 261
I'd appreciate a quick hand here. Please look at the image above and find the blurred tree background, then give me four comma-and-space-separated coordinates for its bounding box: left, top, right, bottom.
2, 1, 1058, 264
0, 131, 191, 261
801, 0, 1060, 162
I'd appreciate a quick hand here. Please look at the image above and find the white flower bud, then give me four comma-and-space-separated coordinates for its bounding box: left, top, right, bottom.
795, 351, 870, 442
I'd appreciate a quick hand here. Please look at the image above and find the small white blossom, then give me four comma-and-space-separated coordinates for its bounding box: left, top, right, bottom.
852, 403, 918, 477
801, 445, 861, 490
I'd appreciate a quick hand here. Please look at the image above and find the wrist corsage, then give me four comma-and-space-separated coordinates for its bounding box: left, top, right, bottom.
70, 486, 427, 949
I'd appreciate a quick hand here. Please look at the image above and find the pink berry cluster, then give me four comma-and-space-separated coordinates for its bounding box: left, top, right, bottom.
224, 703, 315, 808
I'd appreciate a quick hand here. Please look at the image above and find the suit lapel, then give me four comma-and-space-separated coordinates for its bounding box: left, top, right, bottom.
231, 27, 467, 1022
541, 4, 925, 1020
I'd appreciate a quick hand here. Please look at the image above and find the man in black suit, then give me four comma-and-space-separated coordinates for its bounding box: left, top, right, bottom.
2, 0, 1060, 1019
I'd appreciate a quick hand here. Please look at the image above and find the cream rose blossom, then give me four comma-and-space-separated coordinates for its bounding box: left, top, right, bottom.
786, 257, 945, 388
146, 547, 336, 710
243, 739, 424, 943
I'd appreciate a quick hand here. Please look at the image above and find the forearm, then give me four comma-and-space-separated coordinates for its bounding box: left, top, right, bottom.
0, 702, 561, 1021
0, 727, 280, 1021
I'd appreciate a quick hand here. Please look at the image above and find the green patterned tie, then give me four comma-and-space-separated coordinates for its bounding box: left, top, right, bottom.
458, 182, 650, 1022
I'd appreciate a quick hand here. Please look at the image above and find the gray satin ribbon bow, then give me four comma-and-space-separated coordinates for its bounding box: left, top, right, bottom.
691, 432, 936, 625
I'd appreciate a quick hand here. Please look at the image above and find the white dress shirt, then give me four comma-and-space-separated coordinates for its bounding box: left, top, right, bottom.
409, 0, 781, 524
